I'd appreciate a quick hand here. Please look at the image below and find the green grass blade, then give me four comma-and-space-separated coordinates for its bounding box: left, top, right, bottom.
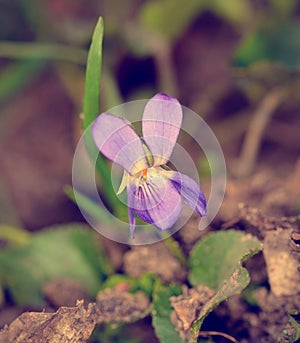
82, 17, 122, 210
82, 16, 104, 129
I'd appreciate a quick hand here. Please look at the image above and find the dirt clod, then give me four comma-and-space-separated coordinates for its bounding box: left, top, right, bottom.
123, 242, 187, 283
170, 285, 216, 340
96, 289, 150, 324
263, 228, 300, 296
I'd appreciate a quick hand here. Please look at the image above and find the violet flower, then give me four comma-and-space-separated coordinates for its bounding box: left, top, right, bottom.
92, 93, 206, 237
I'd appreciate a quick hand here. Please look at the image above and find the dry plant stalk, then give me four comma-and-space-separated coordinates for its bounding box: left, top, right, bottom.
237, 88, 286, 178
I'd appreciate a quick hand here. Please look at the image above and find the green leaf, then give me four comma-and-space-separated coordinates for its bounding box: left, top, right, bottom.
189, 230, 262, 342
0, 224, 112, 307
152, 281, 184, 343
82, 17, 103, 129
189, 230, 262, 289
138, 273, 157, 298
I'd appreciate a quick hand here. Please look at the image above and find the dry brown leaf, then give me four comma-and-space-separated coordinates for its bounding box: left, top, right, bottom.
0, 300, 99, 343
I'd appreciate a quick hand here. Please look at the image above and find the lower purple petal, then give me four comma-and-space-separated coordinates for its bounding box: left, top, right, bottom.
127, 173, 182, 233
167, 171, 207, 216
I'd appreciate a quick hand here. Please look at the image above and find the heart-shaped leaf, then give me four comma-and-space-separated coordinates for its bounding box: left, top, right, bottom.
189, 230, 263, 342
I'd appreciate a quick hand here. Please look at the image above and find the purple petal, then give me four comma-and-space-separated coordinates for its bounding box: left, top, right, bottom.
92, 113, 148, 175
142, 93, 182, 166
167, 171, 207, 216
127, 171, 182, 233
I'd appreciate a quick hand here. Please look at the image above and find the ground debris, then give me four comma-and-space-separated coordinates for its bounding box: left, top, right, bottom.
239, 204, 300, 296
123, 242, 187, 283
238, 203, 300, 235
0, 300, 99, 343
220, 162, 300, 225
263, 228, 300, 296
96, 288, 150, 324
252, 288, 300, 342
170, 285, 215, 340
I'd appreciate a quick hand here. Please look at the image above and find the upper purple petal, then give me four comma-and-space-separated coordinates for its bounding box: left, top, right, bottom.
142, 93, 182, 166
127, 171, 182, 233
167, 171, 207, 216
92, 113, 148, 175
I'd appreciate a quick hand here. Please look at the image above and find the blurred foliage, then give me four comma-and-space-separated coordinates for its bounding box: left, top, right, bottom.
102, 273, 157, 298
139, 0, 252, 43
235, 22, 300, 68
235, 0, 300, 69
0, 224, 112, 307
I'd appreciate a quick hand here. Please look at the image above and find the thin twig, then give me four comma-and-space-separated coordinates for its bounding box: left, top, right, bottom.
199, 330, 240, 343
152, 38, 178, 97
236, 88, 286, 178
